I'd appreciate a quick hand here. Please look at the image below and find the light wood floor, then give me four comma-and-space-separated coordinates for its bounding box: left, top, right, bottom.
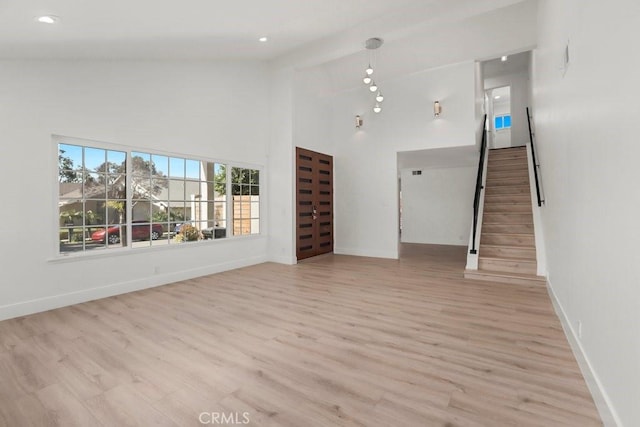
0, 244, 601, 426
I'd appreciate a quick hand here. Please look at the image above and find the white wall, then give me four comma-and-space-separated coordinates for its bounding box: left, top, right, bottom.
269, 1, 537, 263
400, 166, 476, 245
293, 69, 335, 156
486, 68, 531, 146
0, 60, 270, 320
533, 1, 640, 425
267, 67, 296, 265
326, 61, 478, 259
474, 61, 486, 145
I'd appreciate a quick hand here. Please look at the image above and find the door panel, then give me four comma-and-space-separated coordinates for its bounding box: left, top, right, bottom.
296, 147, 334, 260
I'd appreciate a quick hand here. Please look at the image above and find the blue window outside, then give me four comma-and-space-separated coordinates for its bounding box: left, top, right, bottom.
495, 114, 512, 130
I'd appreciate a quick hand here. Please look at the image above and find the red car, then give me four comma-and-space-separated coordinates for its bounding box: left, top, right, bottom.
91, 221, 163, 244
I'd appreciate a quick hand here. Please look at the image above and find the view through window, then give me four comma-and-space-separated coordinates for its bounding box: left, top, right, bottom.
58, 139, 260, 254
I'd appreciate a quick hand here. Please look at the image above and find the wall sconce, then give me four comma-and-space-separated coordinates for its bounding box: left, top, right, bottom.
355, 115, 363, 128
433, 101, 442, 118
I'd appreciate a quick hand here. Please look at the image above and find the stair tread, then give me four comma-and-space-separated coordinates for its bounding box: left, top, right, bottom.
480, 246, 537, 260
479, 255, 537, 263
488, 160, 527, 163
488, 163, 527, 166
484, 201, 532, 205
483, 224, 534, 227
483, 214, 533, 216
467, 269, 545, 281
481, 243, 535, 249
484, 196, 530, 199
482, 233, 534, 242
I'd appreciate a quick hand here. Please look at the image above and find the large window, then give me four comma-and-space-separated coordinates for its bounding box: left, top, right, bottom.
57, 138, 260, 255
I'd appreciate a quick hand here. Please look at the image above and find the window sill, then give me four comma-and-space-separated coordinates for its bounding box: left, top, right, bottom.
48, 234, 265, 264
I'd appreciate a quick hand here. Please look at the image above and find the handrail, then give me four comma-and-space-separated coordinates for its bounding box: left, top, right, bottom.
526, 107, 544, 207
470, 115, 488, 254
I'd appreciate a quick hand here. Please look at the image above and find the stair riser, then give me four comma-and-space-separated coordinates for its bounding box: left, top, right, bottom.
489, 149, 527, 156
483, 213, 533, 224
482, 234, 535, 246
485, 186, 531, 195
486, 178, 530, 187
487, 170, 529, 179
464, 271, 545, 287
479, 259, 537, 275
483, 204, 532, 213
482, 224, 534, 234
481, 246, 537, 260
484, 195, 531, 204
489, 149, 527, 158
489, 155, 527, 162
487, 163, 528, 172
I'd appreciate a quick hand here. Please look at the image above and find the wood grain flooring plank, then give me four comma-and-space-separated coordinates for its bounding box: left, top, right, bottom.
0, 244, 601, 426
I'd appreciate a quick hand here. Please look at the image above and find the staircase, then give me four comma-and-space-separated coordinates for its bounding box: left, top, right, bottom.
465, 146, 546, 286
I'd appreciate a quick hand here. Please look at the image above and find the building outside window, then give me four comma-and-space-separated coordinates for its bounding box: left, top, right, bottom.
57, 138, 260, 255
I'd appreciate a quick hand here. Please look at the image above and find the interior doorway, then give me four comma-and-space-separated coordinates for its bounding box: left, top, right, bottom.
295, 147, 334, 260
486, 85, 512, 149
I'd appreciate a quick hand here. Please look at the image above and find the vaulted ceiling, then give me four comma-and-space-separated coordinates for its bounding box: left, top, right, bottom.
0, 0, 530, 61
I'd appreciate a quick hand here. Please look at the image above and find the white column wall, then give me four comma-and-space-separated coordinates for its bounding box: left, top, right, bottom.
533, 1, 640, 425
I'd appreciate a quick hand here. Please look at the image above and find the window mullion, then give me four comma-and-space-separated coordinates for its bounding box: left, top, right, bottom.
126, 151, 133, 249
227, 166, 232, 237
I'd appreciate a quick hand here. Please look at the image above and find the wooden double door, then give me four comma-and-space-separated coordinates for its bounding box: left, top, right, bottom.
296, 147, 334, 260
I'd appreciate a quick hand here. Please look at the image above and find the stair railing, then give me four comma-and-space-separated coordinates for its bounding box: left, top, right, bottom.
526, 107, 545, 206
470, 115, 488, 254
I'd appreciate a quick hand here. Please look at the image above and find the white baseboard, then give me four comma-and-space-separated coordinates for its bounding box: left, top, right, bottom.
0, 255, 267, 322
546, 279, 621, 426
268, 254, 297, 265
334, 247, 398, 260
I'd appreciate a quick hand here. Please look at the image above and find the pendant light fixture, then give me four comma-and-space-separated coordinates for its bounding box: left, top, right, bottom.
362, 38, 385, 115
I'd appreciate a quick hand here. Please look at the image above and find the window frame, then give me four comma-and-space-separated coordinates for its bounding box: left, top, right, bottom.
53, 135, 264, 259
494, 114, 512, 131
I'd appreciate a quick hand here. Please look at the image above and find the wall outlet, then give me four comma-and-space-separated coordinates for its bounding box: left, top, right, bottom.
577, 320, 583, 339
154, 266, 160, 275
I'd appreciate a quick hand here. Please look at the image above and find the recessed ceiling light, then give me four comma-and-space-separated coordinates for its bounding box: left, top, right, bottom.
258, 36, 268, 43
36, 15, 59, 24
501, 55, 508, 62
494, 95, 501, 99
